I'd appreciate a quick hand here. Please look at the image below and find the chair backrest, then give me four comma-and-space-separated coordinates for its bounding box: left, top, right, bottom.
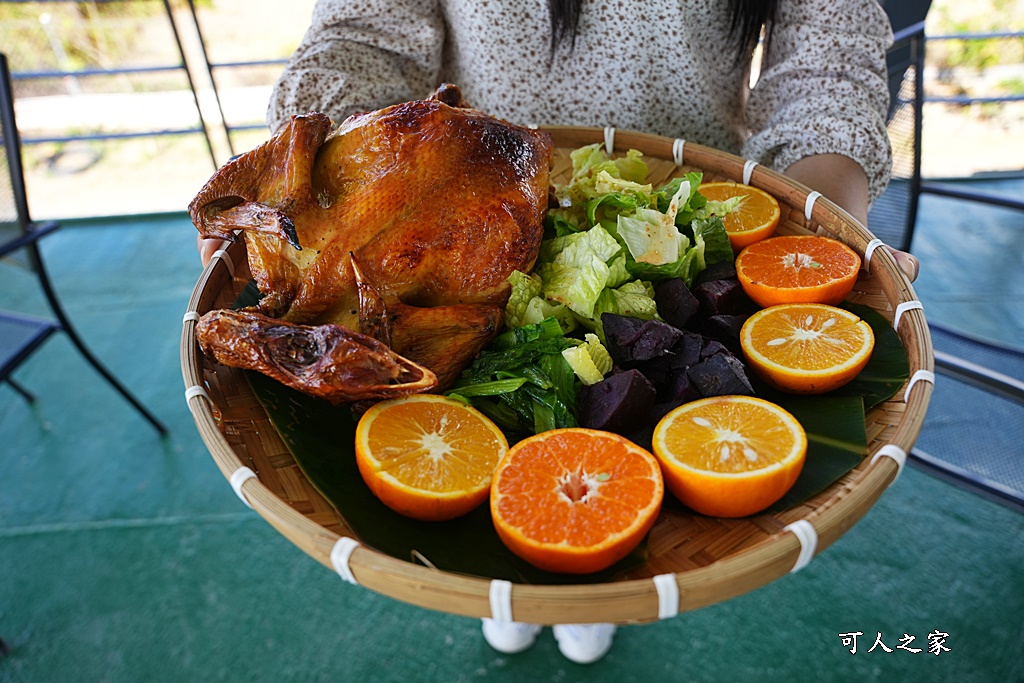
1, 52, 35, 270
866, 21, 926, 253
880, 0, 932, 80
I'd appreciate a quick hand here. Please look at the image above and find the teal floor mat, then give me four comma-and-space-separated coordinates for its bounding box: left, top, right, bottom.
1, 212, 1022, 682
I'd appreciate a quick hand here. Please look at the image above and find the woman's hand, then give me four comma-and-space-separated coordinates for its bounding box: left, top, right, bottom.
197, 235, 224, 268
785, 154, 920, 282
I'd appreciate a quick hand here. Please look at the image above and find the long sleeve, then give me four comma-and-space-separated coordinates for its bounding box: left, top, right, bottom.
742, 0, 893, 202
266, 0, 445, 133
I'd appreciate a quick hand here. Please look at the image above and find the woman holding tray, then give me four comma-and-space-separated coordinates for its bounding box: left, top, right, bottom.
199, 0, 917, 664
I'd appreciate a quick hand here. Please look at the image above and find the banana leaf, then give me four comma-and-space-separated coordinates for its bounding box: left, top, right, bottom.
762, 302, 910, 510
831, 303, 912, 410
247, 372, 644, 585
239, 287, 908, 581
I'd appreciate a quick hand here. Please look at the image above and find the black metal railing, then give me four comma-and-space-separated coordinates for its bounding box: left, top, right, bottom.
2, 0, 220, 169
918, 29, 1024, 211
1, 2, 1020, 218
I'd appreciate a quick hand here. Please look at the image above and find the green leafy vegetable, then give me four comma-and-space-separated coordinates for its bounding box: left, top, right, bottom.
514, 146, 732, 339
561, 333, 613, 385
616, 179, 692, 266
504, 270, 544, 329
693, 194, 745, 220
445, 318, 581, 437
535, 226, 623, 318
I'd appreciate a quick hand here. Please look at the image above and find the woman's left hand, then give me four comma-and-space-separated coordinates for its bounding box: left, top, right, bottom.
786, 154, 919, 282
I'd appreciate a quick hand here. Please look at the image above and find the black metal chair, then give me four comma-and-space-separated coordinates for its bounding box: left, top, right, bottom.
0, 53, 166, 435
873, 2, 1024, 237
871, 10, 1024, 511
867, 17, 928, 252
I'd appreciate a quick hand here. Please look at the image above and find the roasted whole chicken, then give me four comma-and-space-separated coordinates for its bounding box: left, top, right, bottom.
191, 84, 553, 404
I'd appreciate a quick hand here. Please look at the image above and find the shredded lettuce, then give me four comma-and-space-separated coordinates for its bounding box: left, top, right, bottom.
535, 226, 622, 318
616, 179, 692, 265
561, 346, 603, 385
505, 270, 544, 329
656, 172, 707, 225
561, 333, 613, 386
521, 297, 577, 332
693, 216, 735, 270
553, 146, 651, 226
593, 280, 659, 322
694, 195, 745, 220
606, 254, 632, 289
506, 147, 735, 340
582, 333, 613, 374
539, 222, 622, 265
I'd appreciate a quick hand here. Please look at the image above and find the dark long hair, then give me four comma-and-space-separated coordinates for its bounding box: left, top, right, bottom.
548, 0, 778, 60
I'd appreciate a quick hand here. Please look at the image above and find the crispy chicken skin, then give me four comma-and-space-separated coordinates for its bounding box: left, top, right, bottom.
190, 84, 553, 401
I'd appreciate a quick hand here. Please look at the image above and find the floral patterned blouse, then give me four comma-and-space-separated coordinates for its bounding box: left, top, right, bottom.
267, 0, 894, 201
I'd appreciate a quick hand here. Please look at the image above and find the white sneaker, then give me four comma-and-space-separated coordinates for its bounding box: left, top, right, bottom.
480, 619, 543, 654
552, 623, 617, 664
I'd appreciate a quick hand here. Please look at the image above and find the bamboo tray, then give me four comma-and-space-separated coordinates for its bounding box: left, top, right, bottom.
180, 125, 934, 625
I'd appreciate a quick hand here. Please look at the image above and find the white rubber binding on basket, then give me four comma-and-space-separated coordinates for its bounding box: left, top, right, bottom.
489, 579, 515, 623
783, 520, 818, 573
182, 311, 201, 324
184, 385, 211, 406
862, 238, 885, 272
672, 138, 686, 166
870, 444, 907, 485
804, 191, 822, 222
211, 248, 235, 279
653, 574, 680, 619
904, 369, 936, 403
893, 300, 924, 332
742, 159, 758, 185
229, 466, 257, 509
330, 537, 362, 585
603, 127, 615, 156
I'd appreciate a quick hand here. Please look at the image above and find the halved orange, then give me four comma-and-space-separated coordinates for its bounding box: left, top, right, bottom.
354, 395, 508, 521
740, 303, 875, 394
490, 428, 664, 574
735, 235, 861, 307
652, 395, 807, 518
698, 182, 781, 249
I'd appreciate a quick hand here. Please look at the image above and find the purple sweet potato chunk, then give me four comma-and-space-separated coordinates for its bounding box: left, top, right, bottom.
636, 329, 706, 388
577, 369, 657, 435
631, 319, 685, 361
654, 278, 700, 330
700, 339, 731, 360
633, 356, 672, 387
601, 313, 648, 364
702, 314, 750, 356
687, 353, 755, 397
694, 259, 738, 286
626, 424, 655, 453
662, 369, 703, 404
694, 278, 746, 317
669, 332, 704, 370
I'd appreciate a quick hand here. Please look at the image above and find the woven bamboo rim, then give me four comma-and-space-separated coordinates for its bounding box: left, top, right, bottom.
180, 126, 933, 625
